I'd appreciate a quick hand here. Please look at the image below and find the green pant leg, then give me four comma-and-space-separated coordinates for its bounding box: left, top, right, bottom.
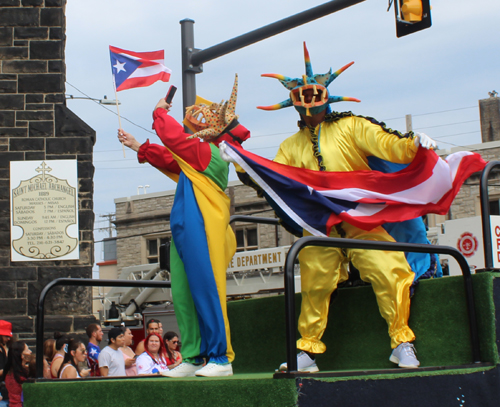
170, 239, 202, 363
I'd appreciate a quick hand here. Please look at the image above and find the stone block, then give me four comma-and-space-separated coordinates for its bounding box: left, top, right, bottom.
4, 316, 34, 334
0, 94, 24, 109
45, 0, 63, 6
44, 93, 64, 103
14, 27, 48, 40
29, 40, 62, 60
0, 46, 28, 59
40, 8, 62, 26
0, 9, 39, 27
0, 111, 15, 127
26, 94, 43, 103
26, 103, 52, 110
76, 154, 92, 162
3, 60, 47, 73
21, 0, 43, 6
77, 161, 94, 178
78, 211, 94, 231
0, 74, 16, 80
48, 60, 63, 73
9, 137, 44, 151
0, 282, 15, 298
29, 120, 53, 137
25, 151, 45, 160
0, 1, 21, 7
0, 151, 24, 167
17, 110, 53, 121
0, 27, 12, 45
49, 27, 62, 40
17, 286, 27, 298
46, 137, 91, 155
78, 178, 92, 193
44, 315, 73, 333
73, 315, 98, 332
13, 40, 27, 46
18, 73, 63, 93
0, 127, 28, 137
0, 81, 16, 93
45, 154, 75, 160
15, 120, 27, 127
0, 299, 26, 315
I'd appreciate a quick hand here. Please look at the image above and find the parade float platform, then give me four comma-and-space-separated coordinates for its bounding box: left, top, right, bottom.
24, 273, 500, 407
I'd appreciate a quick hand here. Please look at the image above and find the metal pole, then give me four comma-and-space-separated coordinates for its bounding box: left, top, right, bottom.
190, 0, 366, 67
480, 161, 500, 269
180, 19, 197, 122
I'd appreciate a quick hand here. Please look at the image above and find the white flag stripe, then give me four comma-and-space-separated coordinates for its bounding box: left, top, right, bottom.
129, 64, 171, 79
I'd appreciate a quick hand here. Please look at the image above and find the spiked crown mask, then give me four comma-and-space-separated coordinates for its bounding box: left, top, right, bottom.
183, 74, 239, 140
257, 42, 360, 116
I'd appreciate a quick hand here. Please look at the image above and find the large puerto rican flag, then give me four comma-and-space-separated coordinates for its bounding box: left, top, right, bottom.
222, 142, 486, 236
109, 46, 171, 91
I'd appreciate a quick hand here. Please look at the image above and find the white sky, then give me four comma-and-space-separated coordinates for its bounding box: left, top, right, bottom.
64, 0, 500, 267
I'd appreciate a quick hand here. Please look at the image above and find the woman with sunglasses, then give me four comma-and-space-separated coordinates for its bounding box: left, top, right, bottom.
163, 332, 182, 370
58, 339, 90, 379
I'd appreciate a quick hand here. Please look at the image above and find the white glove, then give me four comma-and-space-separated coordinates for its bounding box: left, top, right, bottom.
219, 141, 236, 163
414, 132, 437, 150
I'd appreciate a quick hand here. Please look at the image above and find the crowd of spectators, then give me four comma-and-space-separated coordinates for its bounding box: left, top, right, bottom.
0, 318, 183, 405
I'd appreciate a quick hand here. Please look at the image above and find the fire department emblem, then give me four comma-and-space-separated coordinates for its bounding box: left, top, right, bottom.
457, 232, 478, 258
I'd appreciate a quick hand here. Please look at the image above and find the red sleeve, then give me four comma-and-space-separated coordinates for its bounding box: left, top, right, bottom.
152, 108, 212, 172
138, 139, 181, 175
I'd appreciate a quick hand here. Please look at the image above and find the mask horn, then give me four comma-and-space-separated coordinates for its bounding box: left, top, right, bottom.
257, 99, 294, 111
303, 42, 313, 78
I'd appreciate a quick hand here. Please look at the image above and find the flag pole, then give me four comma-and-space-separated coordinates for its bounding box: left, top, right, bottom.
112, 73, 126, 158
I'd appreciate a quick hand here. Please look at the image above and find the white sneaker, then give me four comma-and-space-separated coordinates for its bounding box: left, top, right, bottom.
161, 362, 200, 377
278, 351, 319, 373
389, 342, 420, 368
195, 362, 233, 377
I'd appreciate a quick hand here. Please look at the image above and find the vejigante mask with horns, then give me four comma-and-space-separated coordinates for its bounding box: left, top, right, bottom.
257, 42, 360, 117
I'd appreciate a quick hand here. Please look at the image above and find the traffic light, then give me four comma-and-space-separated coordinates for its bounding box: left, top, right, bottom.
394, 0, 432, 38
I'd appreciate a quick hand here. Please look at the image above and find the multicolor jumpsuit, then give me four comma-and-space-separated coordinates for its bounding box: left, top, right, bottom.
138, 108, 250, 364
274, 114, 418, 352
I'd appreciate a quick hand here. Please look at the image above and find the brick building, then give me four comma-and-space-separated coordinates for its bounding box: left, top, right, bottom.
0, 0, 96, 343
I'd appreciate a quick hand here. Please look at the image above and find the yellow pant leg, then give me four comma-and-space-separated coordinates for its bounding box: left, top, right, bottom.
343, 223, 416, 349
297, 229, 349, 354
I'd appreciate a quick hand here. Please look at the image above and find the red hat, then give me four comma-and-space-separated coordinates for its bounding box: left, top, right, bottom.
0, 320, 12, 337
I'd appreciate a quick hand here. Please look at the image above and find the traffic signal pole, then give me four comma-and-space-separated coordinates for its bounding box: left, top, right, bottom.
180, 0, 366, 116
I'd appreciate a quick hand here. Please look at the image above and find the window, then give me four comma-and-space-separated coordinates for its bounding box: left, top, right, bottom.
146, 236, 171, 264
235, 227, 258, 252
490, 199, 500, 216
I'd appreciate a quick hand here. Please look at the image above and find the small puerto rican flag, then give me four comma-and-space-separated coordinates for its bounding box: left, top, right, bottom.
109, 46, 171, 92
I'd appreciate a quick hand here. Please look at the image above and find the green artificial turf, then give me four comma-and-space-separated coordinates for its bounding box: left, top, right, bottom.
228, 273, 499, 373
23, 375, 298, 407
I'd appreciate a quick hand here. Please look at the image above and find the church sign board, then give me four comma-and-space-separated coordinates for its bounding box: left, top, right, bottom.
10, 160, 79, 261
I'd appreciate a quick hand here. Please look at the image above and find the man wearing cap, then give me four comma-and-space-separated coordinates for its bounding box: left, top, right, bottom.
0, 320, 12, 406
98, 327, 126, 377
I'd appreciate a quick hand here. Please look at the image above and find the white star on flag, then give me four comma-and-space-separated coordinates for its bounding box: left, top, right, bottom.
113, 61, 126, 73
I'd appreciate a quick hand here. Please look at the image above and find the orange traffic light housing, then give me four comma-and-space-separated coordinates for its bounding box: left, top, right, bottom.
394, 0, 431, 38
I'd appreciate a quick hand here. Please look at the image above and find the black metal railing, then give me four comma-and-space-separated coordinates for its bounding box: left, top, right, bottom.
280, 237, 481, 373
480, 161, 500, 269
35, 278, 171, 379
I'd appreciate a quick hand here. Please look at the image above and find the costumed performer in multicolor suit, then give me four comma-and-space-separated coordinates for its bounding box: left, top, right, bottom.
235, 43, 438, 371
118, 75, 250, 377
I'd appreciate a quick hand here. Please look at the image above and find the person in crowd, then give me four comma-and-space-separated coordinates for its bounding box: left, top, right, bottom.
85, 323, 103, 377
58, 339, 90, 379
3, 341, 31, 407
163, 331, 182, 370
119, 328, 137, 376
136, 333, 169, 375
158, 322, 164, 337
42, 339, 56, 379
50, 333, 68, 379
134, 319, 160, 356
98, 327, 126, 377
0, 320, 12, 406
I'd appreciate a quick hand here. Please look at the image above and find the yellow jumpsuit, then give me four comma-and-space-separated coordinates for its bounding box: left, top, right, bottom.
274, 115, 419, 352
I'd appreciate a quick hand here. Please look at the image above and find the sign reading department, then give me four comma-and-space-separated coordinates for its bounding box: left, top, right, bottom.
10, 160, 79, 261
